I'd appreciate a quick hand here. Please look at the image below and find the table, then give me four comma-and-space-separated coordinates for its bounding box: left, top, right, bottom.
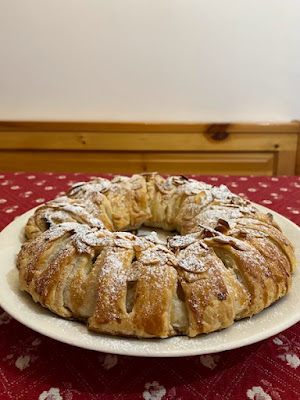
1, 172, 300, 400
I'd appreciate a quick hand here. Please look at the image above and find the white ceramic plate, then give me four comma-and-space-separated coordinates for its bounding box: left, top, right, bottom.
0, 205, 300, 357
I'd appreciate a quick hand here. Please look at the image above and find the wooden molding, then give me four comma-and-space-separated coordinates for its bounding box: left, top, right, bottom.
0, 121, 299, 133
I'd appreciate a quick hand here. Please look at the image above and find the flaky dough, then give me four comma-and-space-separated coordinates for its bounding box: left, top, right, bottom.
17, 174, 296, 338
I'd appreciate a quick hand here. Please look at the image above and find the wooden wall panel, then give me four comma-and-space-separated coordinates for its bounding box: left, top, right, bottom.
0, 121, 298, 175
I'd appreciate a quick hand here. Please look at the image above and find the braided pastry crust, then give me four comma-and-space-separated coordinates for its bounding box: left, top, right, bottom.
18, 174, 296, 338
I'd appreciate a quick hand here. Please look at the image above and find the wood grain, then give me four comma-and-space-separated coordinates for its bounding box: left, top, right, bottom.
276, 151, 297, 176
0, 131, 297, 152
0, 151, 275, 175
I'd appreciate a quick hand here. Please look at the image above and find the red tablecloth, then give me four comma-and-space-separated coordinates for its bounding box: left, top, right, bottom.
1, 172, 300, 400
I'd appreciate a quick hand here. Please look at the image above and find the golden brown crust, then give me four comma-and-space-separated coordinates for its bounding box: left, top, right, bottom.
18, 174, 297, 338
176, 243, 237, 336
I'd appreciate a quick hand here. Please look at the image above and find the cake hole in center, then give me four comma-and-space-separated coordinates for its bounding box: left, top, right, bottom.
133, 226, 178, 244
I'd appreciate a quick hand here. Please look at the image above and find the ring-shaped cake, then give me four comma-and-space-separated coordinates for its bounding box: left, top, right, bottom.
17, 173, 296, 338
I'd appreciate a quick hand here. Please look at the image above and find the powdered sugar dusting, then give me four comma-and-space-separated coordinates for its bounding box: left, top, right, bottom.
168, 234, 198, 250
178, 256, 208, 273
68, 179, 111, 197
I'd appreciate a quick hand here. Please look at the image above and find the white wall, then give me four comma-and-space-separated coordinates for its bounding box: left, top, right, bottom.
0, 0, 299, 122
